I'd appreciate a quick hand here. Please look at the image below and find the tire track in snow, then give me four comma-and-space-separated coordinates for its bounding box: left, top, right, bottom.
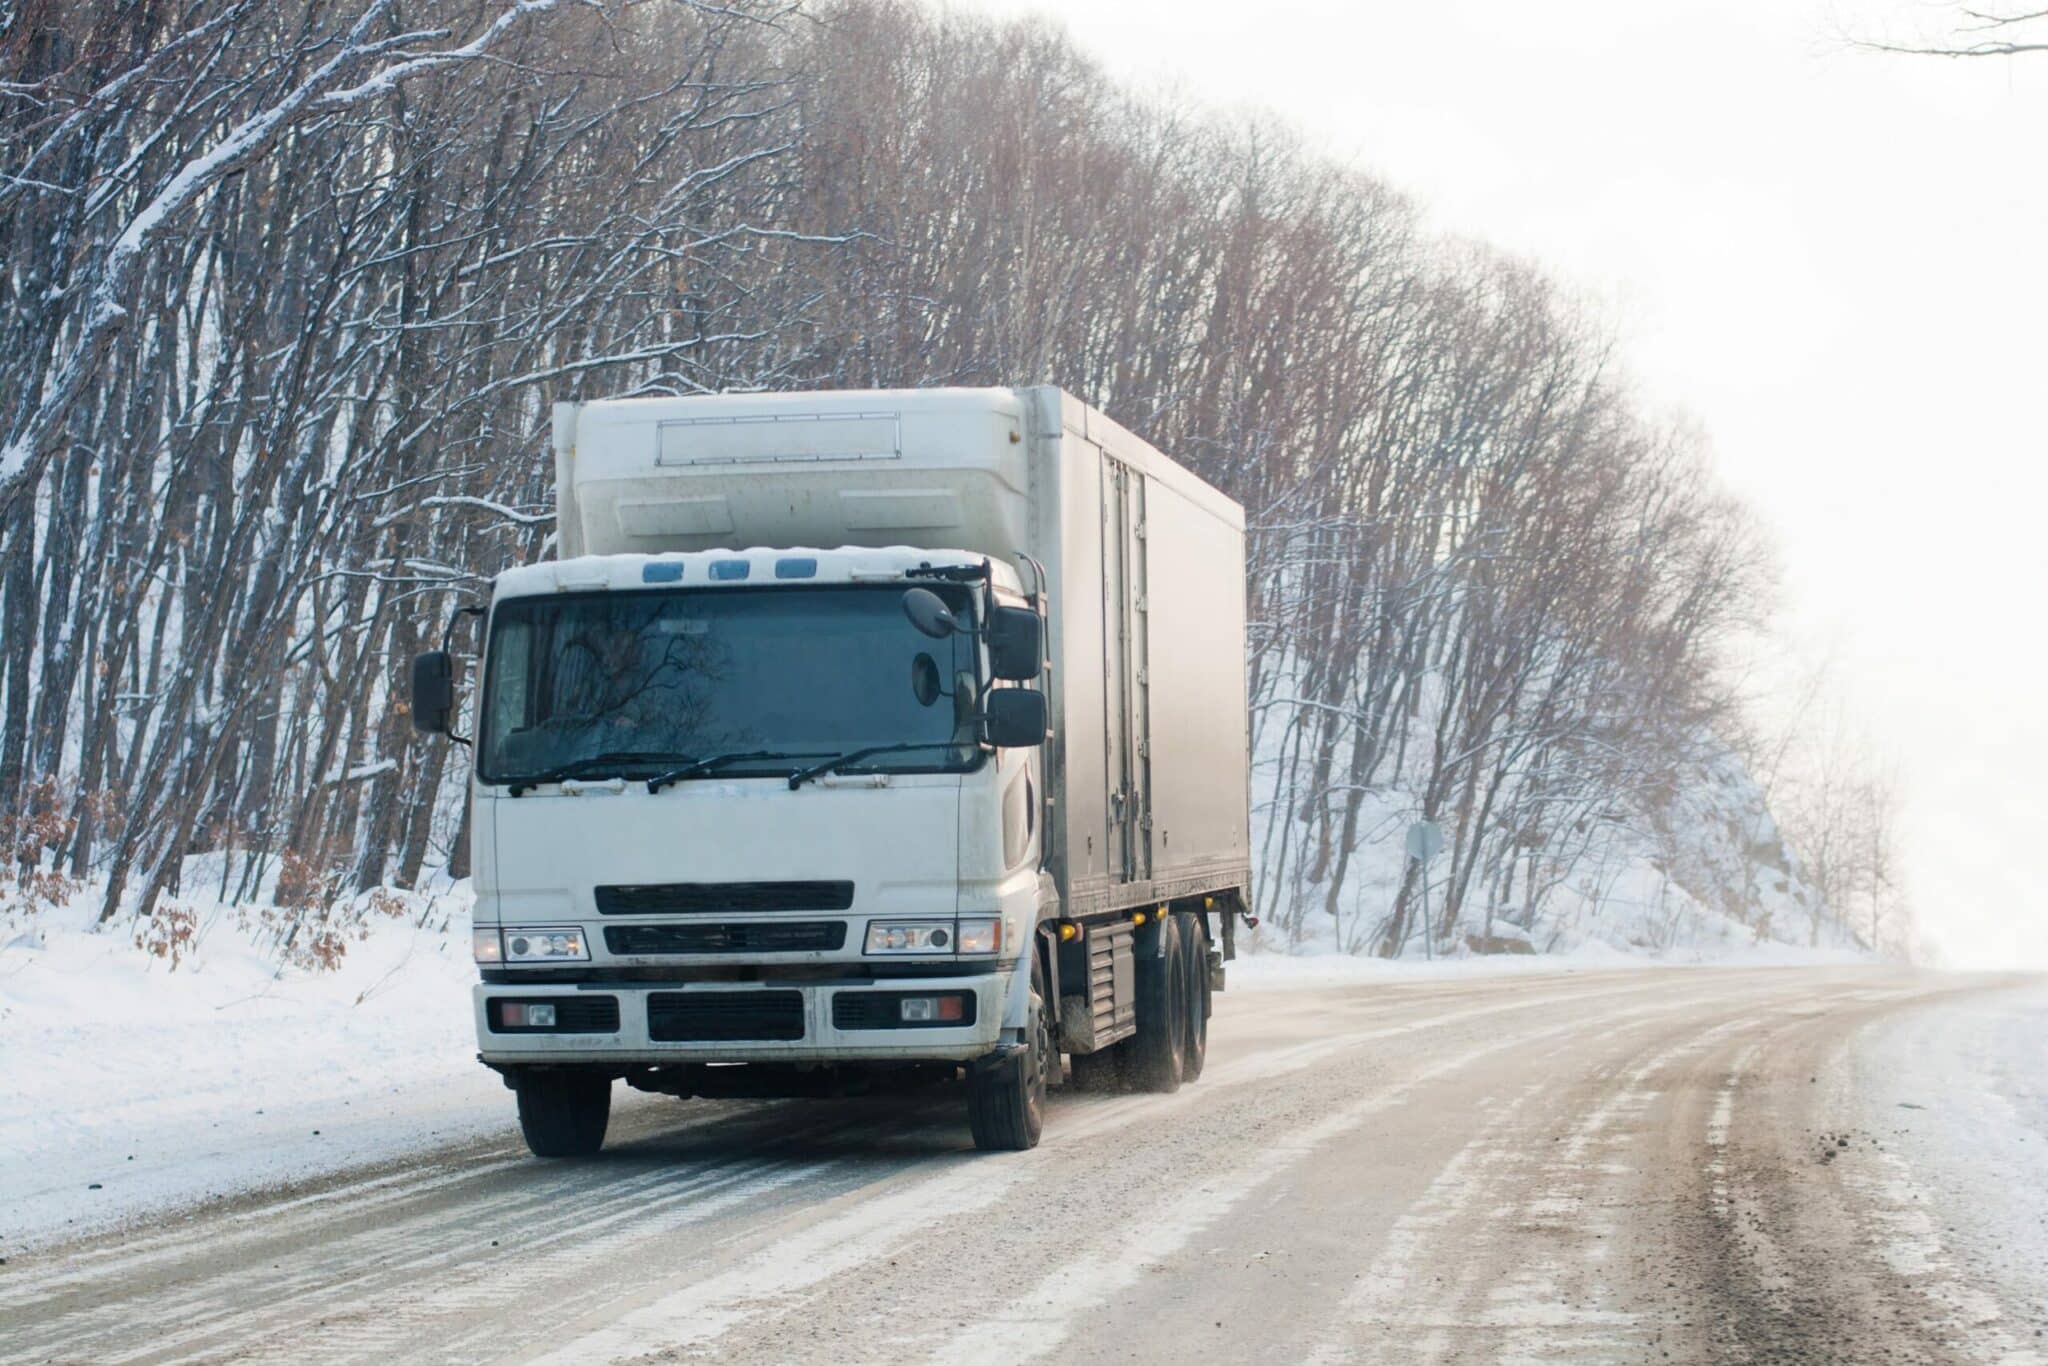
1, 1104, 937, 1364
931, 991, 1777, 1366
1301, 988, 1895, 1364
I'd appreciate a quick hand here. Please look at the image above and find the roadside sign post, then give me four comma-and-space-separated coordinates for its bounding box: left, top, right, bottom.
1405, 820, 1445, 960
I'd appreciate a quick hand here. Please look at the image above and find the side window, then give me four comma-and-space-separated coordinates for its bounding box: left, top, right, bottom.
486, 615, 534, 746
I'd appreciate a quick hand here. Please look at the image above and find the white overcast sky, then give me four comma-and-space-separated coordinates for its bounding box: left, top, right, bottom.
967, 0, 2048, 966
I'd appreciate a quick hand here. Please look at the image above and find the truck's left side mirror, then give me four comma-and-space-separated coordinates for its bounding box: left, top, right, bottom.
411, 650, 455, 735
988, 605, 1044, 681
982, 688, 1047, 749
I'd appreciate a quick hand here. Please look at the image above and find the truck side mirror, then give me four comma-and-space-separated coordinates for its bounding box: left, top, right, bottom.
902, 587, 959, 639
411, 650, 455, 735
988, 605, 1044, 680
911, 653, 943, 707
982, 688, 1047, 749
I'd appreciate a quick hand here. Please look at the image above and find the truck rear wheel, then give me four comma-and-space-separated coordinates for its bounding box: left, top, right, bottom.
968, 956, 1049, 1150
515, 1071, 611, 1158
1179, 911, 1209, 1083
1127, 913, 1188, 1093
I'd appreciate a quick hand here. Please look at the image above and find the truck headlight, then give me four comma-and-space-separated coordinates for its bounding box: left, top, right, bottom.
502, 928, 589, 962
473, 928, 503, 963
955, 916, 1003, 955
865, 921, 953, 954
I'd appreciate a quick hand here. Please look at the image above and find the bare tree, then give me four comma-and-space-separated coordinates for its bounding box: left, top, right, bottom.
0, 0, 1890, 965
1851, 4, 2048, 58
0, 0, 567, 516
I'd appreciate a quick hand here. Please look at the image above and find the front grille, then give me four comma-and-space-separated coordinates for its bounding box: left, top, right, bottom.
482, 961, 988, 986
647, 990, 805, 1042
604, 922, 846, 955
485, 995, 621, 1033
833, 990, 979, 1031
596, 881, 855, 915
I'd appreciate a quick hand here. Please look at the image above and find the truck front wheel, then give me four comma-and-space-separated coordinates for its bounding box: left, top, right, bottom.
968, 956, 1050, 1150
515, 1071, 611, 1158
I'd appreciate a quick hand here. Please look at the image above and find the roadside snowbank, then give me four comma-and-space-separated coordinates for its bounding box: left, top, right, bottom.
1851, 981, 2048, 1313
1226, 937, 1873, 990
1247, 711, 1864, 963
0, 882, 500, 1252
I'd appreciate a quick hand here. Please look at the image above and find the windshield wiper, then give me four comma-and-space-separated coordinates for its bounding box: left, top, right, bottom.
503, 750, 696, 797
645, 750, 827, 794
786, 742, 964, 790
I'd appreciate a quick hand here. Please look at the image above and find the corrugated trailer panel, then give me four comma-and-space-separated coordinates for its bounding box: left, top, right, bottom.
1023, 385, 1250, 916
1138, 472, 1252, 895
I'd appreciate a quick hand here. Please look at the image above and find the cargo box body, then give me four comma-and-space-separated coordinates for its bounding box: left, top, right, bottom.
551, 386, 1252, 918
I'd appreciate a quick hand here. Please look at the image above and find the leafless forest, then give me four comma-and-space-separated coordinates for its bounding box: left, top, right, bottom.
0, 0, 1907, 959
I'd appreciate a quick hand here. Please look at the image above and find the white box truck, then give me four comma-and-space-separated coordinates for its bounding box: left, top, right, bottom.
410, 386, 1251, 1153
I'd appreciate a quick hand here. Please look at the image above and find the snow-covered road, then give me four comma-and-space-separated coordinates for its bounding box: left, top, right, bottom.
1, 965, 2041, 1363
1851, 980, 2048, 1331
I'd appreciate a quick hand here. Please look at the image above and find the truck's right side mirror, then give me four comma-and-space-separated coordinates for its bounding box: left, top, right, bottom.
902, 588, 959, 639
982, 688, 1048, 748
410, 650, 455, 735
988, 605, 1044, 680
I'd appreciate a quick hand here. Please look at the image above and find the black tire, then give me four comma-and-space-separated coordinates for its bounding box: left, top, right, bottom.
1179, 912, 1209, 1083
968, 954, 1050, 1150
515, 1071, 611, 1158
1127, 913, 1187, 1093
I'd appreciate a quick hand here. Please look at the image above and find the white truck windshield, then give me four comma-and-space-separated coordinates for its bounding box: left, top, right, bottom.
477, 585, 980, 787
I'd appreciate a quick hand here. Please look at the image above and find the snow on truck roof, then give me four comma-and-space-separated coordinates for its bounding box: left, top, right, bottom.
565, 386, 1027, 418
493, 546, 1011, 601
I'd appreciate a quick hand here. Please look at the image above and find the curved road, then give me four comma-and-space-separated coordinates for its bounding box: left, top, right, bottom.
2, 966, 2041, 1364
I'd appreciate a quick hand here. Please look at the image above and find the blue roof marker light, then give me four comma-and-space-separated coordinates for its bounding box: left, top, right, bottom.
774, 557, 818, 579
642, 562, 684, 584
708, 559, 751, 582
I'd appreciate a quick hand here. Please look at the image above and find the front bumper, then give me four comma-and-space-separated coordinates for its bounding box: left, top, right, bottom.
473, 972, 1009, 1066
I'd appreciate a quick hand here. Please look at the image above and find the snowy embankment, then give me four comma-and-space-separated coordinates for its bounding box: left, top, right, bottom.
1850, 982, 2048, 1311
1247, 723, 1867, 962
1, 882, 1868, 1255
1, 885, 498, 1253
1226, 936, 1872, 991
